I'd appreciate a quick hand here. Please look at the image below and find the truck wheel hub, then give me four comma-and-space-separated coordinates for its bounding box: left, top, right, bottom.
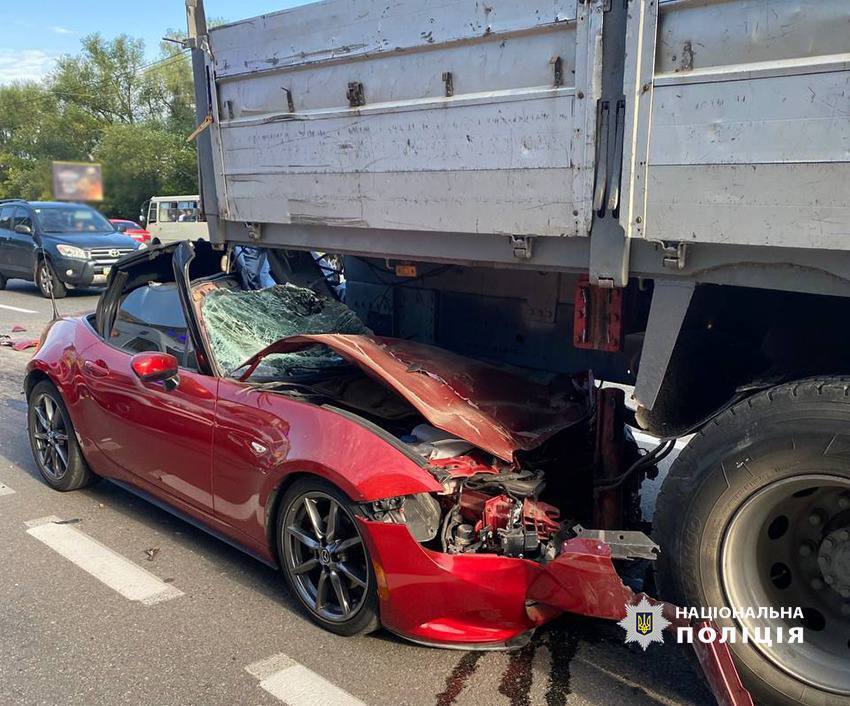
819, 527, 850, 597
721, 475, 850, 695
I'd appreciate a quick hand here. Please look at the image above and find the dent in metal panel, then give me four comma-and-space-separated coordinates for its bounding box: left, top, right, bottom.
217, 84, 584, 235
650, 72, 850, 165
215, 29, 577, 116
656, 0, 849, 74
220, 94, 577, 175
210, 0, 578, 80
645, 163, 850, 250
225, 170, 577, 237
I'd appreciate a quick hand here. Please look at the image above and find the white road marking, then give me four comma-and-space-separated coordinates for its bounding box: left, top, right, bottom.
0, 482, 14, 496
0, 303, 38, 314
25, 516, 183, 605
246, 653, 367, 706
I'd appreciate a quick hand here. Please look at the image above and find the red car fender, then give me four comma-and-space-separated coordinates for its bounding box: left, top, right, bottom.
26, 318, 99, 410
212, 380, 444, 553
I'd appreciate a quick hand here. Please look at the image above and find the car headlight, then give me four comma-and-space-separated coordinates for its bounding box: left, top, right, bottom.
137, 242, 148, 250
56, 244, 87, 259
370, 493, 441, 542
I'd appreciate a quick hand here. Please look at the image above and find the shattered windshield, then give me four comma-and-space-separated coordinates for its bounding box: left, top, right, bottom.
201, 283, 371, 378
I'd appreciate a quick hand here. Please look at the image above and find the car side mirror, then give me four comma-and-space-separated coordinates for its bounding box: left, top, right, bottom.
131, 352, 180, 390
139, 215, 147, 225
115, 224, 128, 233
14, 224, 32, 235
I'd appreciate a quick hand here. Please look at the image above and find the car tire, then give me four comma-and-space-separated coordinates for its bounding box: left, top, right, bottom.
27, 380, 95, 491
277, 478, 380, 637
654, 377, 850, 706
36, 259, 67, 299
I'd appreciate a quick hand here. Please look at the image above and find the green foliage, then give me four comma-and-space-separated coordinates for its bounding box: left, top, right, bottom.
94, 124, 197, 219
0, 31, 198, 219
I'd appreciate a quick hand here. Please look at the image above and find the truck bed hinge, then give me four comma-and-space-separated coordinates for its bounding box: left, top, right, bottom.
661, 241, 687, 270
246, 222, 263, 241
346, 82, 366, 107
511, 236, 535, 260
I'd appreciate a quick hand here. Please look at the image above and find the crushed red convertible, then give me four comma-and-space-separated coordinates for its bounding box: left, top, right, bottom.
24, 241, 751, 705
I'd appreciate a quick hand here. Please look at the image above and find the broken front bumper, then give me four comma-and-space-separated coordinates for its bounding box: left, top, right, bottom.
359, 520, 753, 706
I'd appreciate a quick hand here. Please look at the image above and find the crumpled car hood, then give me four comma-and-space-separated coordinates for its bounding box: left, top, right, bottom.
237, 334, 589, 462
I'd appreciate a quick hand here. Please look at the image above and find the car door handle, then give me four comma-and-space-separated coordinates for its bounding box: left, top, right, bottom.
84, 360, 110, 377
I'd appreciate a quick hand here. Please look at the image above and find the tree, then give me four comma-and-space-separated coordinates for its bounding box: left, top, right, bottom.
139, 32, 197, 135
0, 82, 99, 200
94, 123, 197, 219
0, 30, 199, 215
50, 34, 147, 125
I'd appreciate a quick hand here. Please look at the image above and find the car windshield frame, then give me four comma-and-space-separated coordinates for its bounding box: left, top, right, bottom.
34, 205, 115, 234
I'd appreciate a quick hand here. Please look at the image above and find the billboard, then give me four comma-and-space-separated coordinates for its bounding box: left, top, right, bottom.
52, 161, 104, 202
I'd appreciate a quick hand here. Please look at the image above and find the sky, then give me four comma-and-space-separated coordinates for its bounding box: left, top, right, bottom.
0, 0, 312, 84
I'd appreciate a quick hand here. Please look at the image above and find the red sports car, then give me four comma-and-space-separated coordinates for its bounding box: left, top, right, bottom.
25, 242, 749, 705
109, 219, 151, 245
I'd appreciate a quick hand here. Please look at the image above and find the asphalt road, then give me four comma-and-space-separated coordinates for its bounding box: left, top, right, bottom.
0, 278, 713, 706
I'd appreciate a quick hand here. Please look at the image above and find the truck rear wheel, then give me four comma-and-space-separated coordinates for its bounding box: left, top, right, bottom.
655, 378, 850, 706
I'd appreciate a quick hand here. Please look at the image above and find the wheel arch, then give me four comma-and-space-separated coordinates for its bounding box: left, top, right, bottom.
634, 281, 850, 437
24, 367, 53, 399
264, 469, 326, 564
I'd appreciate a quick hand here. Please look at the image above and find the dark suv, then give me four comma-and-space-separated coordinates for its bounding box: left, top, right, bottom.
0, 200, 141, 298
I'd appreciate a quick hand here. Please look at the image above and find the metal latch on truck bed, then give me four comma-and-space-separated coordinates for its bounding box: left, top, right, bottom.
511, 236, 534, 260
661, 241, 687, 270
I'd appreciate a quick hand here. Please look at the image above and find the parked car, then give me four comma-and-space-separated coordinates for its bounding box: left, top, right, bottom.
23, 240, 748, 706
0, 200, 141, 298
109, 219, 151, 245
139, 195, 208, 243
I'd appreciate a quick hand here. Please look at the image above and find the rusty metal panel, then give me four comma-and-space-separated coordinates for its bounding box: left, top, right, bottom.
205, 0, 604, 241
624, 0, 850, 251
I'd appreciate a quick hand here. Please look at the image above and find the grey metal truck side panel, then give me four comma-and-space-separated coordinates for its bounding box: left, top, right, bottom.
193, 0, 850, 295
204, 0, 603, 239
623, 0, 850, 250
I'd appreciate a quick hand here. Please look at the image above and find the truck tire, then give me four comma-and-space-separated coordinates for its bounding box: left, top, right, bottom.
655, 377, 850, 706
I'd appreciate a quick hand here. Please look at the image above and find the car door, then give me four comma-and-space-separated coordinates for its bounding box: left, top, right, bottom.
7, 206, 36, 275
80, 281, 218, 511
0, 205, 14, 273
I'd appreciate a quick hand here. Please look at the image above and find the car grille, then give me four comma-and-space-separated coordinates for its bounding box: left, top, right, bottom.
88, 247, 135, 272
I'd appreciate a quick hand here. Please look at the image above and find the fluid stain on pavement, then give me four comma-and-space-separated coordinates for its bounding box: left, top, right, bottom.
435, 652, 484, 706
435, 621, 580, 706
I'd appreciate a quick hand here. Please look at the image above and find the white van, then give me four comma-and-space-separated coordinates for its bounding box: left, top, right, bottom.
140, 196, 209, 243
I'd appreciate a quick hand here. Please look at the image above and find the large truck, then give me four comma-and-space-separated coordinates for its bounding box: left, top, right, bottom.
185, 1, 850, 703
